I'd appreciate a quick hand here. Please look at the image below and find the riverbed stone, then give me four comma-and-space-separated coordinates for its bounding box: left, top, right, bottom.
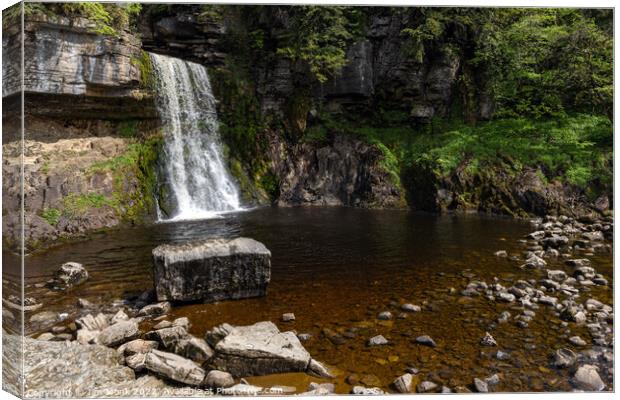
552, 348, 577, 368
393, 373, 413, 393
97, 320, 140, 347
145, 326, 188, 349
204, 370, 235, 388
208, 321, 312, 377
173, 336, 214, 364
172, 317, 191, 330
118, 339, 159, 356
377, 311, 392, 320
351, 386, 385, 395
569, 336, 587, 347
138, 302, 171, 317
205, 322, 235, 347
282, 313, 295, 322
54, 262, 88, 289
152, 238, 271, 302
480, 332, 497, 346
417, 381, 438, 393
307, 358, 334, 379
547, 270, 567, 282
368, 335, 388, 346
415, 335, 437, 347
143, 349, 205, 386
401, 303, 421, 312
474, 378, 488, 393
572, 364, 605, 391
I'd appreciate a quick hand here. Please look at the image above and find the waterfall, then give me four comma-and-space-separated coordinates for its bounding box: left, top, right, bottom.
150, 53, 241, 221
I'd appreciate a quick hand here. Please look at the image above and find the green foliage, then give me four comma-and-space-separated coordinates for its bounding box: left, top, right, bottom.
400, 8, 612, 119
131, 50, 154, 89
62, 193, 115, 217
40, 208, 61, 226
3, 2, 50, 27
277, 6, 363, 83
13, 2, 143, 36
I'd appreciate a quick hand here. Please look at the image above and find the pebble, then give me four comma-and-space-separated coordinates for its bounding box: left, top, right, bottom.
572, 364, 606, 391
377, 311, 392, 320
569, 336, 587, 346
281, 313, 295, 322
392, 373, 413, 393
415, 335, 437, 348
417, 381, 438, 393
474, 378, 488, 393
552, 348, 577, 368
401, 303, 421, 312
480, 332, 497, 346
367, 335, 388, 346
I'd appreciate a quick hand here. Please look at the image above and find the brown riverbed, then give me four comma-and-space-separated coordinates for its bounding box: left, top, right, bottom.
4, 207, 614, 393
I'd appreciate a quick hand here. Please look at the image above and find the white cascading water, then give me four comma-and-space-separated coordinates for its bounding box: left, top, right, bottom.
150, 53, 242, 221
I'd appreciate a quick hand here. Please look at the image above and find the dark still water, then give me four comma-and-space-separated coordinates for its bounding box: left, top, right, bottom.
6, 207, 614, 393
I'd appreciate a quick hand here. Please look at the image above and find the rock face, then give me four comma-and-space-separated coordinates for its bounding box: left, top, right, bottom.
3, 14, 155, 119
273, 134, 404, 208
152, 238, 271, 303
208, 321, 312, 377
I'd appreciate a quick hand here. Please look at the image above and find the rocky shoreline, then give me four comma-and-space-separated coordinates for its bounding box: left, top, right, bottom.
3, 212, 613, 395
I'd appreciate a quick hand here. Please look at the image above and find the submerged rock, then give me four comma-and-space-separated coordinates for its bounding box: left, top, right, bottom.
480, 332, 497, 347
208, 321, 312, 377
415, 335, 437, 347
152, 238, 271, 302
54, 262, 88, 289
367, 335, 388, 346
572, 364, 605, 391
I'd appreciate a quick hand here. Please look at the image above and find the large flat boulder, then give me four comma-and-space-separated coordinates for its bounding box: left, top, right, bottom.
152, 238, 271, 302
208, 321, 312, 377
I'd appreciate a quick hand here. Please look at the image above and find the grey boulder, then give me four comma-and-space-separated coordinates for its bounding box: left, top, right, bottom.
208, 321, 312, 377
97, 320, 140, 347
152, 238, 271, 303
143, 349, 205, 386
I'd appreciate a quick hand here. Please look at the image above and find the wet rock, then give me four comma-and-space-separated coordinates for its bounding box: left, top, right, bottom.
480, 332, 497, 346
496, 350, 510, 360
172, 317, 190, 330
97, 320, 140, 347
474, 378, 488, 393
485, 374, 500, 386
415, 335, 437, 347
552, 348, 576, 368
143, 349, 205, 386
323, 328, 346, 345
572, 364, 605, 391
77, 298, 95, 308
204, 370, 234, 388
145, 326, 188, 349
566, 259, 591, 268
401, 303, 421, 312
393, 373, 413, 393
368, 335, 388, 346
417, 381, 438, 393
54, 262, 88, 288
561, 307, 587, 324
153, 320, 172, 330
281, 313, 295, 322
377, 311, 392, 320
582, 231, 604, 242
307, 359, 334, 379
205, 323, 235, 347
152, 238, 271, 302
497, 311, 511, 324
110, 309, 129, 324
569, 336, 587, 347
544, 249, 560, 258
297, 333, 312, 342
351, 386, 385, 395
494, 250, 508, 257
496, 292, 516, 303
304, 382, 335, 395
174, 336, 214, 364
36, 332, 55, 341
208, 321, 312, 377
118, 339, 159, 356
138, 302, 171, 317
538, 295, 558, 306
547, 270, 567, 282
521, 254, 547, 269
542, 235, 569, 248
29, 311, 58, 326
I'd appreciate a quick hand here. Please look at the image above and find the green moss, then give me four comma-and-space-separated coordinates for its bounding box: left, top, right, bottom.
118, 120, 139, 138
87, 137, 163, 222
40, 208, 61, 226
62, 193, 116, 217
131, 50, 154, 89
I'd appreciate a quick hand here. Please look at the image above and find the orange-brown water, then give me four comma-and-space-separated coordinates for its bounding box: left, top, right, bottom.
5, 207, 613, 393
